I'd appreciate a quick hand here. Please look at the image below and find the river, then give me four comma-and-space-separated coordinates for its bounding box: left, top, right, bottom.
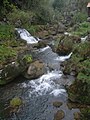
0, 30, 80, 120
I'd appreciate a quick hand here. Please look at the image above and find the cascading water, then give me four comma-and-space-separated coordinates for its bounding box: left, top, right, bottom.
15, 28, 39, 44
0, 30, 80, 120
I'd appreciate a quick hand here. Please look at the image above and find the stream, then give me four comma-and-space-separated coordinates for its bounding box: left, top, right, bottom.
0, 29, 80, 120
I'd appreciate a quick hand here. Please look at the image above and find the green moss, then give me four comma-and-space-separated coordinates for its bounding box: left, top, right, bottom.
10, 97, 22, 107
23, 54, 33, 63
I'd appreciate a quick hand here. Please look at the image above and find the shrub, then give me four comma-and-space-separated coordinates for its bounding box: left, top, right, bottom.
72, 22, 90, 36
7, 9, 34, 26
0, 24, 15, 40
0, 45, 16, 64
72, 12, 87, 24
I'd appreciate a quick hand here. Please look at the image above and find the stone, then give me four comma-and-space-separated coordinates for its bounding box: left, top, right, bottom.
56, 22, 66, 34
74, 112, 81, 120
56, 35, 81, 55
24, 60, 46, 79
0, 62, 20, 85
54, 110, 65, 120
53, 101, 63, 108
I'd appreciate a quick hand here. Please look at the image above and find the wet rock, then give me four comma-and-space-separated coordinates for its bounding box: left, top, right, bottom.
53, 101, 63, 108
24, 60, 46, 79
54, 110, 65, 120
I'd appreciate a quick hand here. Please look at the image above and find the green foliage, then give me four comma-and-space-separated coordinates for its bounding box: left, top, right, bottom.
77, 72, 90, 82
81, 108, 90, 120
72, 12, 87, 24
72, 22, 90, 36
73, 41, 90, 58
26, 25, 41, 35
23, 55, 33, 63
0, 24, 15, 40
10, 97, 22, 107
53, 0, 65, 11
0, 0, 16, 16
7, 9, 34, 26
0, 46, 16, 64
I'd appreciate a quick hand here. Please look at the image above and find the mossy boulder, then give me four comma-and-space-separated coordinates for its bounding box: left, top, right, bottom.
24, 60, 46, 79
0, 49, 33, 85
53, 101, 63, 108
56, 35, 81, 55
0, 62, 20, 85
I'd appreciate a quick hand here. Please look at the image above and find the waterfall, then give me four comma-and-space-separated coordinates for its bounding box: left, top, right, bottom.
15, 28, 39, 44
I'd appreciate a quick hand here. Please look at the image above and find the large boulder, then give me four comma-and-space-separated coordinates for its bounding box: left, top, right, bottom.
0, 62, 20, 85
24, 60, 46, 79
0, 51, 33, 85
56, 35, 81, 55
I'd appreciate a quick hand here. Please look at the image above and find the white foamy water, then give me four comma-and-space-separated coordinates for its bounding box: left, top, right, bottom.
39, 46, 50, 52
64, 32, 71, 36
81, 36, 88, 43
15, 28, 38, 44
20, 71, 67, 97
50, 89, 66, 96
55, 52, 72, 62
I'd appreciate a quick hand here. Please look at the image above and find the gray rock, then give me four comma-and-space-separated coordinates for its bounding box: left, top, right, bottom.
24, 60, 46, 79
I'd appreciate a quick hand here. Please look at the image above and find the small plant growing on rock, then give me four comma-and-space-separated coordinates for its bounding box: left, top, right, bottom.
10, 97, 22, 107
23, 54, 33, 63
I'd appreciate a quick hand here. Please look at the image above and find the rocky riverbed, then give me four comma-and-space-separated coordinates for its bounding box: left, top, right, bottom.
0, 26, 90, 120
